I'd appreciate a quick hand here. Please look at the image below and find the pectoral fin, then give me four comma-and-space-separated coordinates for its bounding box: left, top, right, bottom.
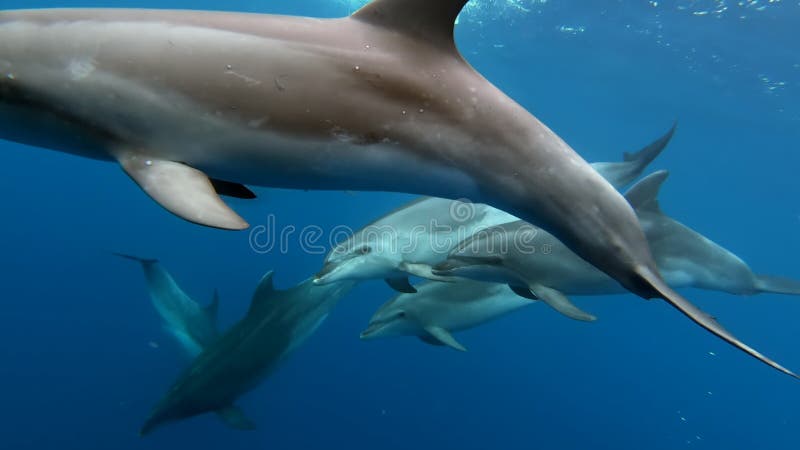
216, 405, 256, 430
423, 326, 467, 352
385, 276, 417, 293
118, 153, 248, 230
528, 283, 597, 322
418, 334, 445, 346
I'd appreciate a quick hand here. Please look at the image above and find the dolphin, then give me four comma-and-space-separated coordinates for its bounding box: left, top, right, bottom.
114, 253, 219, 357
139, 272, 355, 436
314, 125, 675, 292
0, 1, 794, 377
434, 171, 800, 319
360, 279, 529, 351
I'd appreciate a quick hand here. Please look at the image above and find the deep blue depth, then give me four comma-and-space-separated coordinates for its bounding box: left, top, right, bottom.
1, 1, 798, 449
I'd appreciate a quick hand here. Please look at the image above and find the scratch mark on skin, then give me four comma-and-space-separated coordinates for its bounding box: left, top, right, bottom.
225, 66, 262, 87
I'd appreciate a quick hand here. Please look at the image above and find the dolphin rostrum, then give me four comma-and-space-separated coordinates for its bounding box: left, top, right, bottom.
361, 278, 529, 351
0, 2, 794, 377
314, 125, 674, 292
139, 272, 355, 435
434, 171, 800, 318
114, 253, 219, 357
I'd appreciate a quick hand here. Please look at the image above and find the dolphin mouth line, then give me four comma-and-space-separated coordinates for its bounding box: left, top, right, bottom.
359, 322, 384, 339
313, 262, 340, 284
432, 255, 500, 275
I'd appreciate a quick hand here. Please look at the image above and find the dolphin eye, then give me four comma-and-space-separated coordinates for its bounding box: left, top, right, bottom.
397, 311, 406, 318
358, 245, 372, 255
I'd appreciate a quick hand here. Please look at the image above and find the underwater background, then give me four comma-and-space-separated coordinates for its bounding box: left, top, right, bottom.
0, 0, 798, 449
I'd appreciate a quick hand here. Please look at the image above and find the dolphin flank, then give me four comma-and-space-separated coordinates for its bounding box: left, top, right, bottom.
0, 1, 795, 377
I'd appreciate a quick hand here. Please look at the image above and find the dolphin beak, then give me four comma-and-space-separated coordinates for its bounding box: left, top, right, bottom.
313, 262, 339, 285
431, 258, 471, 276
432, 255, 503, 276
359, 322, 382, 340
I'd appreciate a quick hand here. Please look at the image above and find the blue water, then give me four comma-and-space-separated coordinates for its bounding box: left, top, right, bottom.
1, 0, 799, 449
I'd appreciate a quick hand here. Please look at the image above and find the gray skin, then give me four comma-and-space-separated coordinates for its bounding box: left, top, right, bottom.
0, 1, 793, 377
314, 125, 675, 292
434, 171, 800, 320
115, 254, 219, 357
140, 274, 355, 436
361, 279, 530, 351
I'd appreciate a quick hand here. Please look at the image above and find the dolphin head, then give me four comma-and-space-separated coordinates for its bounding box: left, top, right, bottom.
314, 234, 399, 285
360, 296, 419, 340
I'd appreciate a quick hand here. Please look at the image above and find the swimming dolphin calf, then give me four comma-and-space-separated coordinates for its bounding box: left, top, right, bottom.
434, 171, 800, 318
314, 125, 675, 292
114, 253, 219, 357
139, 273, 355, 435
0, 1, 794, 377
361, 279, 529, 351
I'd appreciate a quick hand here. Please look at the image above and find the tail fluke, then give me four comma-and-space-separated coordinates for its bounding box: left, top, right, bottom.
755, 275, 800, 296
637, 267, 799, 380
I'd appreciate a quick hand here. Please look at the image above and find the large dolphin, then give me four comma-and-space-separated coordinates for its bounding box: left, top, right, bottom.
434, 171, 800, 319
115, 253, 219, 357
314, 125, 674, 292
361, 279, 529, 351
139, 273, 355, 436
0, 1, 794, 376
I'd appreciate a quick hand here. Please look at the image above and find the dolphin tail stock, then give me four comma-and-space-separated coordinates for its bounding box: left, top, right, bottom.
754, 275, 800, 296
636, 266, 800, 380
112, 252, 159, 265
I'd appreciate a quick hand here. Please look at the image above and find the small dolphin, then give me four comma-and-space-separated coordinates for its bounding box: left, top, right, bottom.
434, 171, 800, 319
0, 2, 793, 376
114, 253, 219, 357
139, 273, 355, 436
360, 279, 529, 351
315, 125, 675, 292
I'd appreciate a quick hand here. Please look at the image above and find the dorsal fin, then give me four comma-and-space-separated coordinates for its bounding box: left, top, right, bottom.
624, 170, 669, 214
248, 270, 277, 315
352, 0, 468, 47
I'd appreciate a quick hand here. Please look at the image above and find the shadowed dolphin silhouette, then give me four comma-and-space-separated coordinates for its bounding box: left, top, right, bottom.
0, 1, 794, 377
139, 272, 355, 436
